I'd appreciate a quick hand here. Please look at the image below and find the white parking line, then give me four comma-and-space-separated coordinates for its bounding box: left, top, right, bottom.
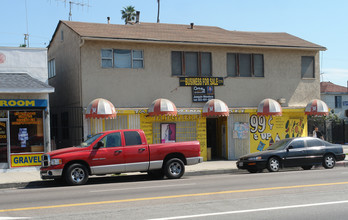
148, 200, 348, 220
89, 183, 196, 193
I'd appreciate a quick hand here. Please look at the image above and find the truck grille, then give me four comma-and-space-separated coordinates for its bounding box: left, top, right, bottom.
41, 154, 50, 167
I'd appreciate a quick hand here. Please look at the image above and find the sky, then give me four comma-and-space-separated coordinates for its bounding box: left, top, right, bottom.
1, 0, 347, 87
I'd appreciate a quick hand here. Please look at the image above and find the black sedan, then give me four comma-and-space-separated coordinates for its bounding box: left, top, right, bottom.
237, 137, 346, 173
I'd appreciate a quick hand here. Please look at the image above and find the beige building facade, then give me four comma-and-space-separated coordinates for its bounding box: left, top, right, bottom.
48, 20, 325, 160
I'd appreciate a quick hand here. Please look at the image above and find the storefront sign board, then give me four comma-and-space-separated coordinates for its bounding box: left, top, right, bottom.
179, 77, 224, 86
11, 153, 43, 167
0, 99, 47, 108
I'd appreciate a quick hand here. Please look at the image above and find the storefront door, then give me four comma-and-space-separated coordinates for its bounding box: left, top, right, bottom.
0, 119, 9, 168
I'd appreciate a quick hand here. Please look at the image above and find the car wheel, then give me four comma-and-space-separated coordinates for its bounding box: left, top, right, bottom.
323, 154, 336, 169
267, 157, 280, 172
147, 170, 165, 179
301, 165, 313, 170
65, 163, 89, 185
164, 158, 185, 179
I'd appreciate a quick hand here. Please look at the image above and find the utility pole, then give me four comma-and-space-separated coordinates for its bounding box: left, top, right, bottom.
157, 0, 160, 23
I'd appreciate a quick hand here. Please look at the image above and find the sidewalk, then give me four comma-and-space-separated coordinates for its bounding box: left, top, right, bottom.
0, 146, 347, 189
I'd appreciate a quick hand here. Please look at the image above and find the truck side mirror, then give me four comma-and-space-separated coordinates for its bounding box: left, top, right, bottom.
287, 146, 293, 151
93, 141, 104, 149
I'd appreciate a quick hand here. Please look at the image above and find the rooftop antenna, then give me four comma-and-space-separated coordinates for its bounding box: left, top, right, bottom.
68, 1, 90, 21
52, 0, 90, 21
24, 0, 29, 47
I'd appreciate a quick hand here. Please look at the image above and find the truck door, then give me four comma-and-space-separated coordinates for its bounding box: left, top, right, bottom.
123, 131, 149, 172
89, 132, 125, 174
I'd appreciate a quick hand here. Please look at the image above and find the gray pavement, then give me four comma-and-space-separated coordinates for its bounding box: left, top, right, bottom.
0, 145, 347, 189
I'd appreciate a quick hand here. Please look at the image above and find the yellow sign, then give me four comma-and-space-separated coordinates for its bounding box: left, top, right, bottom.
11, 154, 43, 167
179, 77, 224, 86
249, 113, 307, 153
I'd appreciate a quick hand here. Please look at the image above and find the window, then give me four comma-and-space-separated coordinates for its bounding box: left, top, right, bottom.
306, 139, 323, 147
335, 96, 342, 108
171, 51, 212, 76
290, 140, 305, 149
48, 59, 56, 78
9, 111, 44, 154
227, 53, 264, 77
101, 49, 143, 69
101, 132, 122, 148
301, 56, 314, 78
124, 131, 142, 146
60, 30, 64, 41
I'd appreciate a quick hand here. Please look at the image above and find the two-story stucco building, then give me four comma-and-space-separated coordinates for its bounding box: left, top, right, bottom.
47, 20, 326, 160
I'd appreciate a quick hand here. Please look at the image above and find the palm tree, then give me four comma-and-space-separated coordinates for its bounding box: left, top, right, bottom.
121, 6, 136, 24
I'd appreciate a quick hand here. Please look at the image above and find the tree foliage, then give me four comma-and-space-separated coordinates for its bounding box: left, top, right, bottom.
121, 6, 136, 24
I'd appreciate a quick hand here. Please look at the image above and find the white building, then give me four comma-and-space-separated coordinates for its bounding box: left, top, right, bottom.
0, 47, 54, 169
321, 82, 348, 121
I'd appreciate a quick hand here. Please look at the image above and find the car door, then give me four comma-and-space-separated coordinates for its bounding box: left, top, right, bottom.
89, 132, 125, 174
123, 131, 149, 172
283, 139, 307, 167
305, 139, 325, 164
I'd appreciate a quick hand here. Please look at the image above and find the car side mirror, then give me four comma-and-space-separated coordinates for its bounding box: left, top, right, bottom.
287, 146, 293, 151
93, 141, 104, 149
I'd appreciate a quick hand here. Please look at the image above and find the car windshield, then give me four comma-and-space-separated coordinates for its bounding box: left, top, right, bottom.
79, 133, 103, 147
266, 139, 292, 151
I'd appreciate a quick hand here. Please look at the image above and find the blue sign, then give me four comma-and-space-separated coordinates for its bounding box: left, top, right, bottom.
0, 99, 47, 108
343, 101, 348, 106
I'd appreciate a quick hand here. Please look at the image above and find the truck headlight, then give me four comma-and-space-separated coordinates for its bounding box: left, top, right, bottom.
248, 156, 262, 161
50, 159, 62, 166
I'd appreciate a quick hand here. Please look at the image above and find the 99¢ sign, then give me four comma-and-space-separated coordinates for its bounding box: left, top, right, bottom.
250, 115, 274, 141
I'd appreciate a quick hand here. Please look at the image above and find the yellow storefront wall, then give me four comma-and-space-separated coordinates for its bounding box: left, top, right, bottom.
249, 109, 307, 153
139, 114, 207, 161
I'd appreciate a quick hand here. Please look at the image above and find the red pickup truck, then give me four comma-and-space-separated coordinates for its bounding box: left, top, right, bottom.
40, 129, 202, 185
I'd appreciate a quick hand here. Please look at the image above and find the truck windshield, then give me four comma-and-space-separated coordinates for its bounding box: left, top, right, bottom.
80, 133, 103, 147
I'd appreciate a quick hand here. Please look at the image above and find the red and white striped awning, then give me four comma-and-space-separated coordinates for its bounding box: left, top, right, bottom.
85, 98, 117, 119
148, 98, 177, 116
257, 98, 282, 116
202, 99, 229, 117
305, 99, 329, 116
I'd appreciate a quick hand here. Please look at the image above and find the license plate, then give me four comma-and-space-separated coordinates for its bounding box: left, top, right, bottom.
239, 162, 243, 167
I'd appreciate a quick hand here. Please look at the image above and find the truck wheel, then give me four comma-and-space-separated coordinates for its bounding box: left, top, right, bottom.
65, 163, 89, 185
164, 158, 185, 179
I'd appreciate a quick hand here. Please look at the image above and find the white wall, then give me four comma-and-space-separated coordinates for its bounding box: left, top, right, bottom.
0, 47, 48, 83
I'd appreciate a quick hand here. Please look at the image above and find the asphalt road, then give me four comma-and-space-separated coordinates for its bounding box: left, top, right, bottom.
1, 167, 348, 220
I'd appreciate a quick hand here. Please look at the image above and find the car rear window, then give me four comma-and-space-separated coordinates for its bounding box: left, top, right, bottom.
124, 131, 142, 146
306, 139, 324, 147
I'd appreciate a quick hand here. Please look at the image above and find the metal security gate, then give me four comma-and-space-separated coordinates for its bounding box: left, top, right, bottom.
308, 117, 345, 144
50, 107, 84, 149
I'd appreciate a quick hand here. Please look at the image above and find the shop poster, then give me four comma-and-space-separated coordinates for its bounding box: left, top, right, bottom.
161, 123, 176, 143
249, 113, 306, 153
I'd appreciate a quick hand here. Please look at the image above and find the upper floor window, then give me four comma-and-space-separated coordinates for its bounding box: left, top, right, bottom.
48, 59, 56, 78
101, 49, 144, 69
227, 53, 264, 77
335, 96, 342, 108
301, 56, 314, 78
171, 51, 212, 76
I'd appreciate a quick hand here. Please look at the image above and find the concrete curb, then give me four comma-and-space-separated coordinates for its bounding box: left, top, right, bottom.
0, 160, 347, 190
